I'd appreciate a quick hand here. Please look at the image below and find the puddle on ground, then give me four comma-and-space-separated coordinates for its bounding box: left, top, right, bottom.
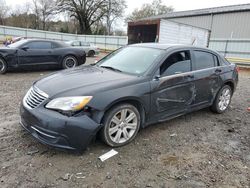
160, 155, 179, 166
239, 69, 250, 77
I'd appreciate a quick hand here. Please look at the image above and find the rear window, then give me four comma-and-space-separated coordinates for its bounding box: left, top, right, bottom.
72, 41, 81, 46
193, 51, 216, 70
81, 42, 90, 46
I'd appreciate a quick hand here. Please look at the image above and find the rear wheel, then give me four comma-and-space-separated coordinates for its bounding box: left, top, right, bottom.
88, 50, 95, 57
211, 85, 232, 113
101, 104, 140, 147
0, 58, 7, 74
62, 56, 78, 69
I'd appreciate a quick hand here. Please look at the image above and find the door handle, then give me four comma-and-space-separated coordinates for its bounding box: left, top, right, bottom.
187, 75, 194, 79
153, 75, 160, 81
215, 69, 222, 73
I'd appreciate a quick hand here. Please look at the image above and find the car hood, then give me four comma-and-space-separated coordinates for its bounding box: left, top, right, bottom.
0, 46, 16, 51
0, 47, 17, 56
34, 65, 138, 98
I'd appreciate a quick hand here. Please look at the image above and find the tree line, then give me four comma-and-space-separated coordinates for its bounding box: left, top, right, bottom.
0, 0, 173, 35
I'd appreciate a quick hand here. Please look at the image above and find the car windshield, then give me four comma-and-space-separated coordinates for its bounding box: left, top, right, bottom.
8, 40, 28, 48
97, 46, 163, 75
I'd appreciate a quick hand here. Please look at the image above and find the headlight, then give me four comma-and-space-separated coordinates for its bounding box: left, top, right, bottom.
46, 96, 92, 111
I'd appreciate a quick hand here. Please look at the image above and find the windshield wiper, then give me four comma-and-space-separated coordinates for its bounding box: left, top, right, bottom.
100, 66, 122, 72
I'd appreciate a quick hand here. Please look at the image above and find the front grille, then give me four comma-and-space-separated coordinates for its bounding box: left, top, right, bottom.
24, 87, 48, 109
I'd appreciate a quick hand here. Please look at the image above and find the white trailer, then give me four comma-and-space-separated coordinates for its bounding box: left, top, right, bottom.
159, 19, 210, 47
128, 19, 210, 47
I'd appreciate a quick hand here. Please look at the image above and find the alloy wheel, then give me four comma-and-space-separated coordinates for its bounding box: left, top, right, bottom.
0, 59, 5, 72
218, 88, 231, 111
65, 57, 77, 68
108, 108, 138, 144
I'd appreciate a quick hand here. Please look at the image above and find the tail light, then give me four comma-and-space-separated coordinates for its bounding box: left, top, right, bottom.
236, 66, 240, 73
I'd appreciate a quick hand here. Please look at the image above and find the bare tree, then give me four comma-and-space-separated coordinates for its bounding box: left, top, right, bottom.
57, 0, 109, 34
6, 3, 32, 28
40, 0, 56, 30
23, 2, 32, 28
0, 0, 8, 25
126, 0, 173, 22
105, 0, 126, 35
32, 0, 40, 29
32, 0, 56, 30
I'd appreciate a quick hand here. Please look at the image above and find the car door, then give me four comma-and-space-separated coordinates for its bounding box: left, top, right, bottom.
18, 41, 54, 66
191, 50, 223, 108
81, 42, 91, 53
150, 50, 195, 121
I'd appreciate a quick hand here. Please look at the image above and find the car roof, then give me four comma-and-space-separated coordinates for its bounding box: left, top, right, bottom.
130, 43, 208, 51
130, 43, 223, 59
23, 39, 63, 43
67, 40, 89, 43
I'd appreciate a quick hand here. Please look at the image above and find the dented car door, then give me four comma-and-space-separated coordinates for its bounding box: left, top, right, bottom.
191, 50, 223, 107
150, 50, 195, 121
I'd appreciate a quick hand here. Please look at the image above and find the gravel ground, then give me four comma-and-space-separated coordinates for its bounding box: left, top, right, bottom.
0, 57, 249, 188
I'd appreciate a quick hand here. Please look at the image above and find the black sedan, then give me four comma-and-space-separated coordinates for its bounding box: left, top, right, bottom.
0, 39, 86, 74
20, 43, 238, 151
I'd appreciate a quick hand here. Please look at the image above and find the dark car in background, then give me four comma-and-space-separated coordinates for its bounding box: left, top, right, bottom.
20, 43, 238, 151
0, 39, 86, 74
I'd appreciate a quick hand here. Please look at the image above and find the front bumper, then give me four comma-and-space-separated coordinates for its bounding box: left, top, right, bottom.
20, 103, 100, 151
77, 54, 86, 65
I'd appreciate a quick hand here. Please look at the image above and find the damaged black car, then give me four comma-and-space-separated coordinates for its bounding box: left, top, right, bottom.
20, 43, 238, 151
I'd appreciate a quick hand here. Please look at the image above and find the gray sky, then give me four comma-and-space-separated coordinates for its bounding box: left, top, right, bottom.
7, 0, 250, 13
6, 0, 250, 30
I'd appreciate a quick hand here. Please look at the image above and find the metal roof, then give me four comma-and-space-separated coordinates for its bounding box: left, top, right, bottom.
137, 3, 250, 21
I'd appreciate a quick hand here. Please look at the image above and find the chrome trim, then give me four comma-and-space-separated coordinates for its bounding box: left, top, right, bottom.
33, 86, 49, 98
23, 86, 49, 109
159, 65, 228, 80
31, 126, 56, 139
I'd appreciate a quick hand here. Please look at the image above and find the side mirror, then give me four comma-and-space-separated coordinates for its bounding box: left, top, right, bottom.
21, 46, 29, 51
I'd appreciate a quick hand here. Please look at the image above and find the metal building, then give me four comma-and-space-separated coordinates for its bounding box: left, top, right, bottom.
127, 4, 250, 62
152, 3, 250, 39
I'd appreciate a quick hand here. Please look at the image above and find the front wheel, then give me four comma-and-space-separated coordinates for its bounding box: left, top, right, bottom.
211, 85, 232, 114
62, 56, 78, 69
101, 104, 141, 147
0, 58, 7, 74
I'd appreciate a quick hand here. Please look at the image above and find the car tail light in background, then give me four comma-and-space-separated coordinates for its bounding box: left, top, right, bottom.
236, 66, 240, 73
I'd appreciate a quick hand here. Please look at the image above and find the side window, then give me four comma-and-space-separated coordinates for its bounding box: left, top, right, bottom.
51, 42, 59, 49
26, 42, 52, 49
81, 42, 90, 46
72, 41, 81, 46
160, 51, 191, 77
193, 51, 216, 70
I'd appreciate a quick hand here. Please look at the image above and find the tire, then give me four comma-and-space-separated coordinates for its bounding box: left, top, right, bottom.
101, 104, 141, 147
62, 55, 78, 69
88, 50, 95, 57
0, 57, 7, 74
210, 85, 232, 114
